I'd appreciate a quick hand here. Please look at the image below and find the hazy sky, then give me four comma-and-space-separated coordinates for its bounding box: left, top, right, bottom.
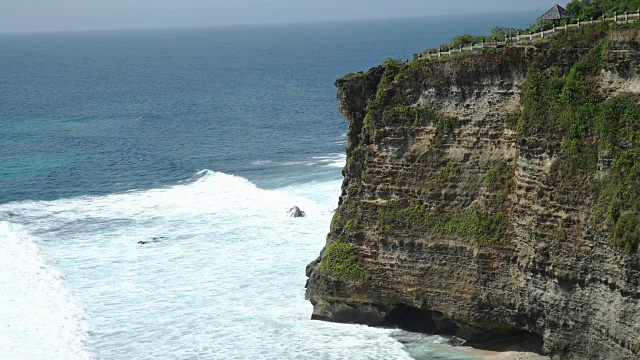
1, 0, 562, 33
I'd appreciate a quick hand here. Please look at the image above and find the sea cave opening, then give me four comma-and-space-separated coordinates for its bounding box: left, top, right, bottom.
381, 303, 544, 353
381, 304, 437, 333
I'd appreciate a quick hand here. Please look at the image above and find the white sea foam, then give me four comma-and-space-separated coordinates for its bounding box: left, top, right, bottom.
251, 160, 274, 165
0, 171, 482, 359
251, 153, 346, 169
312, 153, 347, 168
0, 222, 93, 360
334, 133, 348, 145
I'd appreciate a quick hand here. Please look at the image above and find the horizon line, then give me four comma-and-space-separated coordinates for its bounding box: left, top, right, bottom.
0, 8, 544, 36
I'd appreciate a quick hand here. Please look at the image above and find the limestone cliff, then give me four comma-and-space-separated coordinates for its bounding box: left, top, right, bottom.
306, 26, 640, 359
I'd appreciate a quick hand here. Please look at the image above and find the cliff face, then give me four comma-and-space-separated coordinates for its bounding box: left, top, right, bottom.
306, 27, 640, 359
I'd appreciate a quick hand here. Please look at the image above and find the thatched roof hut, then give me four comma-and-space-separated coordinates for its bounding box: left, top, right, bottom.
538, 4, 574, 21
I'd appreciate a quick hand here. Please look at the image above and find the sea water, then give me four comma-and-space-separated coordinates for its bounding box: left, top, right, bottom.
0, 12, 537, 359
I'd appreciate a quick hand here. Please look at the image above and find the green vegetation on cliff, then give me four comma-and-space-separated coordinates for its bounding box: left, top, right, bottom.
595, 94, 640, 252
378, 201, 509, 247
318, 237, 370, 282
346, 144, 373, 181
365, 104, 459, 138
347, 144, 372, 170
435, 162, 458, 184
518, 29, 640, 253
342, 7, 640, 254
567, 0, 640, 20
485, 161, 514, 191
518, 35, 609, 173
485, 161, 516, 205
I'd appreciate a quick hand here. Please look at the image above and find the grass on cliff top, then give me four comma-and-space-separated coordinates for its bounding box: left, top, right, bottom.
318, 237, 370, 282
338, 71, 367, 82
423, 0, 640, 57
335, 1, 640, 81
369, 1, 640, 74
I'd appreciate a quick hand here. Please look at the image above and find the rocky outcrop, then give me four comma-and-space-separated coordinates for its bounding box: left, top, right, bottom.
287, 206, 306, 218
306, 28, 640, 359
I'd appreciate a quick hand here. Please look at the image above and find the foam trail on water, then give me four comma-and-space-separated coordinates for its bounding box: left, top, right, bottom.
0, 221, 93, 360
250, 153, 346, 169
311, 153, 346, 168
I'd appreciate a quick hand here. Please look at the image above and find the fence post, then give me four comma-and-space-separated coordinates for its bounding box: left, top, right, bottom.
577, 18, 580, 27
482, 39, 485, 48
614, 11, 618, 22
625, 11, 628, 21
529, 31, 533, 41
438, 49, 441, 58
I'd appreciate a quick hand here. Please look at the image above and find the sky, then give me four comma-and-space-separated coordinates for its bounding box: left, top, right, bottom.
1, 0, 562, 33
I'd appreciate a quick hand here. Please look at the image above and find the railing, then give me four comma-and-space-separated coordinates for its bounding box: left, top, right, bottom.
414, 10, 640, 61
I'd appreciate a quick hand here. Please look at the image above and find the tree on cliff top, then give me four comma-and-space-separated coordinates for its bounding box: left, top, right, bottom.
566, 0, 640, 20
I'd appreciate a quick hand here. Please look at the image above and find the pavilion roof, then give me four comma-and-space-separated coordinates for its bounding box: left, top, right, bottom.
538, 4, 574, 20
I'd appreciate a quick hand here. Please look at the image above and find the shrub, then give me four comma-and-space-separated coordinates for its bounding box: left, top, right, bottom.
347, 144, 372, 172
436, 162, 458, 184
342, 219, 354, 233
319, 238, 370, 282
612, 212, 640, 253
566, 0, 640, 20
485, 161, 513, 190
371, 106, 429, 130
433, 114, 459, 147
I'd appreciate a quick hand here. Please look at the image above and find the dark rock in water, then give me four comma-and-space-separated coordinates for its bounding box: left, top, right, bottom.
448, 336, 466, 347
138, 237, 168, 245
287, 206, 306, 218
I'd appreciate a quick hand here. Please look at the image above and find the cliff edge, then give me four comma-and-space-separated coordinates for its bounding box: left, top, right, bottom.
306, 26, 640, 359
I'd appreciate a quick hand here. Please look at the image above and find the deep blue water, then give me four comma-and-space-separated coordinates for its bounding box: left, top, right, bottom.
0, 11, 538, 204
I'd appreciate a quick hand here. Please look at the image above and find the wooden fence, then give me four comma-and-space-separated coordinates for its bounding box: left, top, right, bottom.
418, 10, 640, 60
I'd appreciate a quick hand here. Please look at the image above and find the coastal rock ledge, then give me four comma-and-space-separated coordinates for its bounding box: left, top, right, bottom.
306, 28, 640, 359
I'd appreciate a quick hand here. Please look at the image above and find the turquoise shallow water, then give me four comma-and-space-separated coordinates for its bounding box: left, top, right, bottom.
0, 12, 538, 359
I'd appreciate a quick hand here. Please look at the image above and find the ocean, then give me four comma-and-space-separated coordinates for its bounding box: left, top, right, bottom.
0, 12, 537, 359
